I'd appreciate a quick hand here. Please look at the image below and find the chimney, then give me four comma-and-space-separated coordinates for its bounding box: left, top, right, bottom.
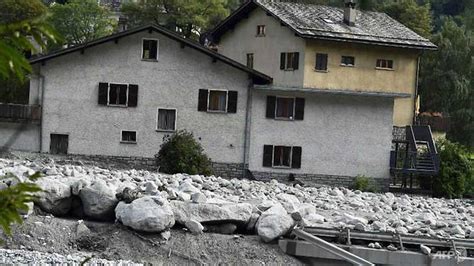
343, 0, 357, 26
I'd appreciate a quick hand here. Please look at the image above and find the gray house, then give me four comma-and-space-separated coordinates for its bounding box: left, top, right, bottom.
0, 8, 435, 189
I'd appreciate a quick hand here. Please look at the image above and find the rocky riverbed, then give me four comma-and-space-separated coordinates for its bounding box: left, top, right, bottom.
1, 157, 473, 247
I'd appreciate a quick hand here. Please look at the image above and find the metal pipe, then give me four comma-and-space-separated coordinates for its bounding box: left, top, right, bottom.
242, 78, 253, 178
293, 229, 374, 266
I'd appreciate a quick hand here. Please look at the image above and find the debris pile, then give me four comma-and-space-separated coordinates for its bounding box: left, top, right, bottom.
1, 158, 473, 244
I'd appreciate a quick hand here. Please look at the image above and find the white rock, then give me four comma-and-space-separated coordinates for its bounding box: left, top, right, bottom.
178, 182, 200, 194
144, 181, 158, 194
420, 245, 431, 255
35, 177, 72, 216
302, 213, 325, 227
191, 192, 207, 203
256, 204, 295, 242
161, 230, 171, 240
80, 180, 118, 220
276, 193, 300, 213
115, 196, 175, 232
354, 223, 366, 231
171, 201, 252, 224
185, 219, 204, 235
337, 213, 368, 225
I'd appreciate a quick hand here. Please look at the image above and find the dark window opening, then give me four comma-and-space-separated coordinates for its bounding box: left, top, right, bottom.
256, 25, 266, 36
109, 83, 128, 106
341, 56, 355, 66
376, 59, 394, 69
142, 39, 158, 60
157, 109, 176, 131
315, 53, 328, 71
280, 52, 299, 70
273, 146, 292, 167
276, 97, 294, 119
247, 53, 254, 69
121, 131, 136, 143
208, 90, 227, 112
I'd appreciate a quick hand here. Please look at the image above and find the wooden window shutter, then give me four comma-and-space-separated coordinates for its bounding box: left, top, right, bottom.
227, 91, 238, 113
292, 146, 302, 169
294, 97, 305, 120
322, 54, 328, 70
198, 89, 209, 111
266, 96, 276, 118
280, 53, 286, 70
263, 145, 273, 167
98, 82, 108, 105
128, 84, 138, 107
293, 52, 299, 70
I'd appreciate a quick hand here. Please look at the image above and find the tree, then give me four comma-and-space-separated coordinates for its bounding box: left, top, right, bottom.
121, 0, 229, 39
382, 0, 432, 38
48, 0, 116, 46
419, 18, 473, 147
0, 0, 58, 81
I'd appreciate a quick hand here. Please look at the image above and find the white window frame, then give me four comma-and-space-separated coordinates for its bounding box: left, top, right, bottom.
272, 145, 294, 168
207, 89, 229, 113
156, 108, 177, 132
120, 130, 137, 144
141, 38, 159, 61
107, 82, 129, 107
274, 96, 296, 120
375, 59, 394, 70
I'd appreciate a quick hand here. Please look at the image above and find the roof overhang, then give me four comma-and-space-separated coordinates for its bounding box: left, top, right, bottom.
254, 85, 412, 98
30, 24, 272, 85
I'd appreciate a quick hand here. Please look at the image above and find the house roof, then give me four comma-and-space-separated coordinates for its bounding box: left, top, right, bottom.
209, 0, 437, 50
30, 24, 272, 84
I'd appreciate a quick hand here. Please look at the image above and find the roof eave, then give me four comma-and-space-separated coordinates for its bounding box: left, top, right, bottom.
254, 85, 412, 98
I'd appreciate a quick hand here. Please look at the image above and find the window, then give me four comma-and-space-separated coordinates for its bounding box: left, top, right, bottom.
266, 96, 305, 120
376, 59, 393, 69
142, 39, 158, 60
276, 97, 294, 119
121, 131, 137, 143
263, 145, 302, 169
280, 52, 299, 71
157, 109, 176, 131
315, 53, 328, 71
256, 25, 266, 36
98, 83, 138, 107
197, 89, 238, 113
341, 56, 355, 66
208, 90, 227, 112
246, 53, 254, 69
109, 83, 128, 106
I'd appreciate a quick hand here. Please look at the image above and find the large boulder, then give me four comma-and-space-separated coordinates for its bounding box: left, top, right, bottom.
256, 204, 295, 242
79, 180, 118, 220
35, 177, 72, 216
115, 196, 175, 232
170, 201, 252, 224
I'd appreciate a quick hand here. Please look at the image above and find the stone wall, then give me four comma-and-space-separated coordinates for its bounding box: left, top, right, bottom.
212, 162, 247, 179
248, 170, 390, 192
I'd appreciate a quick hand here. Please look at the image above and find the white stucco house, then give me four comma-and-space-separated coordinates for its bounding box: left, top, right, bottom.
0, 1, 438, 190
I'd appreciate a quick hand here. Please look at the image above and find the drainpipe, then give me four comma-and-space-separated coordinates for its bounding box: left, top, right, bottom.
242, 78, 253, 178
413, 52, 422, 125
38, 68, 45, 153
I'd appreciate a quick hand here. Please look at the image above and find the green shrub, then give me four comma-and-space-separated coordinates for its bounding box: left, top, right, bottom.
156, 130, 213, 176
352, 175, 379, 193
433, 139, 473, 198
0, 173, 41, 237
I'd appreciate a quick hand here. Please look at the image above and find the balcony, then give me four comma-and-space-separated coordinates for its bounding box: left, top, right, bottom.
0, 103, 41, 123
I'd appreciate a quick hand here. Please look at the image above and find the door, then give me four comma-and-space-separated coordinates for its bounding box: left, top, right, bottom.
50, 134, 68, 154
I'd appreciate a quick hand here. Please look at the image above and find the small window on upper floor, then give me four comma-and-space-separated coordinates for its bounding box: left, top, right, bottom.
121, 130, 137, 144
142, 39, 158, 60
246, 53, 254, 69
256, 25, 266, 37
280, 52, 299, 71
341, 56, 355, 67
315, 53, 328, 71
376, 59, 394, 70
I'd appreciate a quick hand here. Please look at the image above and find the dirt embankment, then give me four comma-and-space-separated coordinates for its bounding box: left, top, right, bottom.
1, 213, 303, 265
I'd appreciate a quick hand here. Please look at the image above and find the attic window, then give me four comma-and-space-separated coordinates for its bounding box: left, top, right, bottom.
142, 39, 158, 60
256, 25, 266, 37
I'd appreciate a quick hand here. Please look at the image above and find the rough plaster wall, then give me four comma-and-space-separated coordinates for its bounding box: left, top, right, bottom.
37, 31, 250, 164
0, 122, 40, 152
218, 8, 306, 87
248, 91, 394, 179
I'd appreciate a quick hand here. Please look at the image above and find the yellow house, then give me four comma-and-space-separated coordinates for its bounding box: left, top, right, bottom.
209, 0, 436, 127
